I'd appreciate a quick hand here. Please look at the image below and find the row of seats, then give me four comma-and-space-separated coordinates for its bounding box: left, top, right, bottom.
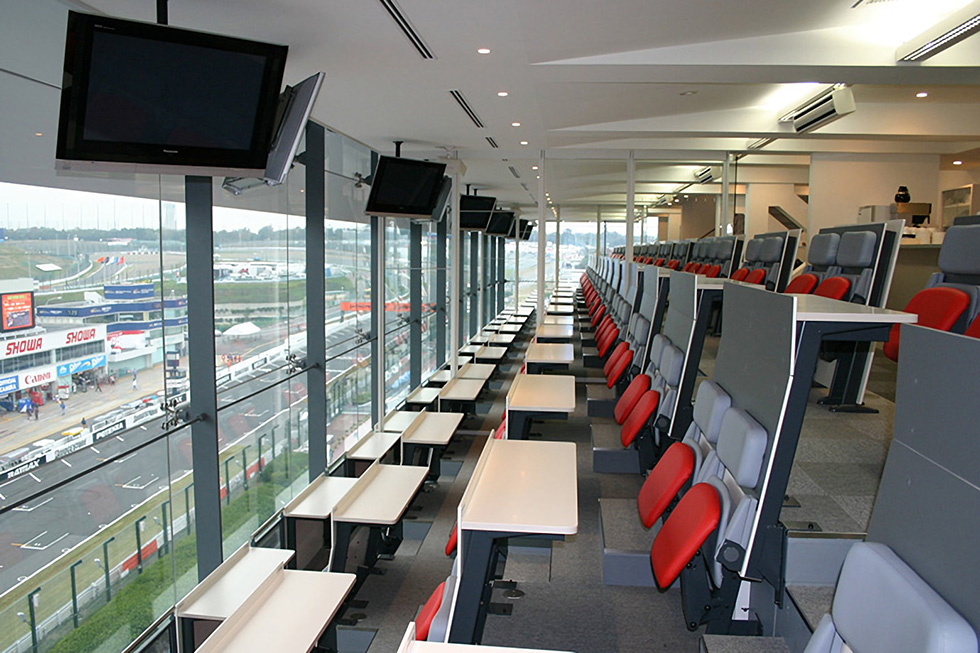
781, 229, 879, 303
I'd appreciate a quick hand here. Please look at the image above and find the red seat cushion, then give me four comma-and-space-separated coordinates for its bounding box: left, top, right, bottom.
416, 581, 446, 640
603, 342, 630, 377
650, 483, 720, 589
703, 264, 721, 278
683, 262, 698, 272
667, 260, 680, 270
637, 442, 695, 528
590, 305, 606, 326
621, 389, 661, 447
654, 258, 665, 266
783, 273, 818, 294
605, 347, 633, 388
744, 268, 766, 285
966, 313, 980, 339
614, 374, 651, 424
445, 525, 458, 556
597, 327, 620, 357
883, 287, 970, 362
814, 276, 850, 300
730, 267, 749, 282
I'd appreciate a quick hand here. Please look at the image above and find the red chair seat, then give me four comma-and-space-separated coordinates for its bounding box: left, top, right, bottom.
730, 268, 749, 282
621, 389, 661, 447
603, 342, 630, 377
650, 483, 720, 589
614, 374, 651, 424
416, 581, 446, 640
783, 273, 818, 295
445, 525, 458, 555
883, 287, 970, 362
966, 313, 980, 339
637, 443, 695, 528
703, 264, 721, 278
597, 327, 621, 357
744, 268, 766, 285
605, 347, 633, 388
814, 276, 850, 300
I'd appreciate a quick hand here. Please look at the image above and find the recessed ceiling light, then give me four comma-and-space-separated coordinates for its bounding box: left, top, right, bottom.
497, 91, 509, 97
536, 175, 540, 179
477, 48, 491, 55
953, 160, 964, 165
34, 132, 43, 137
520, 140, 529, 146
916, 91, 929, 98
511, 122, 521, 127
531, 165, 538, 170
679, 90, 697, 96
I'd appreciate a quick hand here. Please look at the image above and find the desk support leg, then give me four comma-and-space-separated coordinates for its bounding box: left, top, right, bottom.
448, 530, 497, 645
509, 410, 530, 440
331, 523, 353, 574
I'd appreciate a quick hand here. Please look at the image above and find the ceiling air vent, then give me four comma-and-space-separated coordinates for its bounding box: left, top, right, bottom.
486, 137, 499, 149
449, 90, 485, 129
508, 166, 521, 178
379, 0, 434, 59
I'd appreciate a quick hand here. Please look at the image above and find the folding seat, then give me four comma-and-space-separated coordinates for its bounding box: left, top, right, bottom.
416, 580, 448, 640
653, 257, 666, 266
782, 273, 818, 294
828, 230, 877, 304
801, 232, 841, 282
803, 542, 976, 653
812, 276, 850, 300
743, 268, 767, 285
729, 267, 750, 282
757, 237, 784, 290
702, 264, 721, 278
666, 259, 681, 270
882, 287, 970, 362
966, 313, 980, 339
922, 223, 980, 327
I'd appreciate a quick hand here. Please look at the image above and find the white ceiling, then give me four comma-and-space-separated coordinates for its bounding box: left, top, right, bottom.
41, 0, 980, 219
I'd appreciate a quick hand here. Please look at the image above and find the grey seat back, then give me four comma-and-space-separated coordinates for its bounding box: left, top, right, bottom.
926, 224, 980, 324
806, 232, 841, 280
759, 237, 785, 289
834, 230, 878, 304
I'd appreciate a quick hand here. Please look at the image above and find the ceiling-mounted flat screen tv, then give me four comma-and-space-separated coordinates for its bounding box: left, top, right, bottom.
459, 194, 496, 230
56, 11, 288, 177
364, 156, 448, 219
486, 210, 514, 236
429, 176, 452, 222
519, 219, 534, 240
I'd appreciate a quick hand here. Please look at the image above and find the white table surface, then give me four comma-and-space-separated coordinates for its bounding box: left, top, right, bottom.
515, 308, 535, 316
535, 324, 574, 339
549, 296, 574, 305
176, 546, 294, 620
461, 439, 578, 535
333, 464, 428, 525
282, 475, 359, 519
542, 316, 574, 325
505, 314, 528, 324
459, 344, 482, 354
794, 294, 915, 323
406, 386, 441, 405
402, 411, 465, 446
489, 334, 516, 345
397, 623, 573, 652
458, 355, 473, 366
546, 305, 574, 315
346, 429, 401, 461
525, 342, 574, 364
439, 377, 486, 401
469, 334, 490, 344
508, 373, 576, 412
196, 570, 355, 653
498, 324, 523, 333
382, 410, 425, 434
482, 323, 501, 332
474, 346, 507, 361
459, 362, 495, 380
428, 369, 453, 384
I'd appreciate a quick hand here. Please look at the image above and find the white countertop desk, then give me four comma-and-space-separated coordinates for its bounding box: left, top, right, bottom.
473, 346, 507, 362
545, 304, 574, 315
534, 324, 573, 341
438, 377, 486, 405
541, 315, 573, 326
524, 342, 574, 373
458, 362, 495, 380
402, 410, 466, 479
449, 438, 578, 644
468, 333, 490, 345
488, 333, 516, 345
176, 544, 295, 650
548, 295, 574, 305
427, 369, 453, 385
382, 410, 426, 434
406, 386, 441, 408
498, 323, 523, 334
505, 373, 576, 440
196, 568, 355, 653
459, 344, 482, 355
398, 623, 572, 652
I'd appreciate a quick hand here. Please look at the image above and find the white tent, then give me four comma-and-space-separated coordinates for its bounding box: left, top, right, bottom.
222, 321, 261, 337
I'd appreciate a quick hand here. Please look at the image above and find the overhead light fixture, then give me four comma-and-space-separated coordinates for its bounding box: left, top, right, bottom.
477, 48, 491, 55
679, 90, 697, 96
34, 132, 43, 137
780, 85, 855, 133
511, 122, 521, 127
953, 159, 964, 165
497, 91, 509, 97
747, 137, 776, 150
520, 140, 529, 146
897, 2, 980, 61
916, 91, 929, 98
531, 165, 538, 170
536, 175, 540, 179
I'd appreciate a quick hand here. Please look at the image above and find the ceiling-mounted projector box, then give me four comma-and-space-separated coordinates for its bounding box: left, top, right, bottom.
789, 88, 856, 133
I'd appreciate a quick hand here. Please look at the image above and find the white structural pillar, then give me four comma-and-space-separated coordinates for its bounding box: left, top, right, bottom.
554, 206, 560, 285
719, 153, 731, 235
625, 150, 635, 262
537, 150, 546, 317
596, 205, 602, 258
449, 157, 460, 373
375, 217, 386, 421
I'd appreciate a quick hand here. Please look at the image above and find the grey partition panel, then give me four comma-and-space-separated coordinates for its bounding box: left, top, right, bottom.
868, 326, 980, 633
663, 271, 697, 352
712, 284, 794, 441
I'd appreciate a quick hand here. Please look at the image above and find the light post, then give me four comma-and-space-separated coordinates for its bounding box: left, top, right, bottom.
134, 516, 146, 574
70, 559, 83, 627
183, 483, 194, 535
27, 587, 41, 653
100, 536, 115, 602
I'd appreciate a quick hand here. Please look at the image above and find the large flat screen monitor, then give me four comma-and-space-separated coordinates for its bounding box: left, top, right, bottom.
459, 194, 496, 230
486, 210, 515, 236
56, 11, 288, 177
364, 156, 448, 219
1, 292, 35, 332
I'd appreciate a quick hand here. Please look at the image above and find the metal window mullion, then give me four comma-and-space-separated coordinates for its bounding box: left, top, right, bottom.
469, 232, 479, 337
305, 122, 327, 480
436, 213, 447, 366
410, 221, 422, 387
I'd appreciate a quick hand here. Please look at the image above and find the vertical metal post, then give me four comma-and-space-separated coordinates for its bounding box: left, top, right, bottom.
554, 207, 561, 285
27, 587, 40, 653
537, 151, 546, 317
159, 500, 170, 556
241, 446, 249, 490
101, 537, 114, 603
305, 122, 327, 481
458, 232, 467, 350
720, 153, 731, 235
449, 159, 461, 371
185, 176, 222, 579
257, 434, 266, 472
469, 233, 479, 337
626, 150, 635, 262
482, 234, 491, 321
223, 459, 231, 505
514, 227, 520, 310
436, 210, 448, 367
410, 221, 422, 387
370, 215, 383, 423
596, 205, 602, 259
497, 237, 505, 313
70, 560, 82, 628
135, 516, 146, 574
183, 484, 193, 535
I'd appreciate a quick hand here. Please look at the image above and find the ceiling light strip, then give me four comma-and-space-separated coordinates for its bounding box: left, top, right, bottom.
378, 0, 435, 60
449, 90, 485, 129
508, 166, 521, 179
897, 5, 980, 61
485, 137, 499, 148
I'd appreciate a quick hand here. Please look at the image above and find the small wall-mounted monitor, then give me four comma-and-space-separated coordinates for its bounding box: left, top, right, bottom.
56, 11, 288, 177
429, 176, 452, 222
364, 156, 449, 219
459, 194, 496, 230
485, 210, 515, 236
264, 72, 324, 185
509, 218, 534, 240
1, 292, 35, 332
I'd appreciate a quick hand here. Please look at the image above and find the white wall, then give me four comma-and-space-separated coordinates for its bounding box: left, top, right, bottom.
808, 153, 940, 233
744, 183, 807, 239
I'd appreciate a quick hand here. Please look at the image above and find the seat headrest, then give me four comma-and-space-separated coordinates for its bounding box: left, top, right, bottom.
648, 334, 668, 368
832, 542, 977, 653
759, 237, 784, 263
716, 408, 767, 488
692, 380, 732, 444
743, 238, 763, 262
836, 231, 877, 268
659, 344, 685, 386
938, 225, 980, 276
714, 238, 734, 260
808, 232, 841, 267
